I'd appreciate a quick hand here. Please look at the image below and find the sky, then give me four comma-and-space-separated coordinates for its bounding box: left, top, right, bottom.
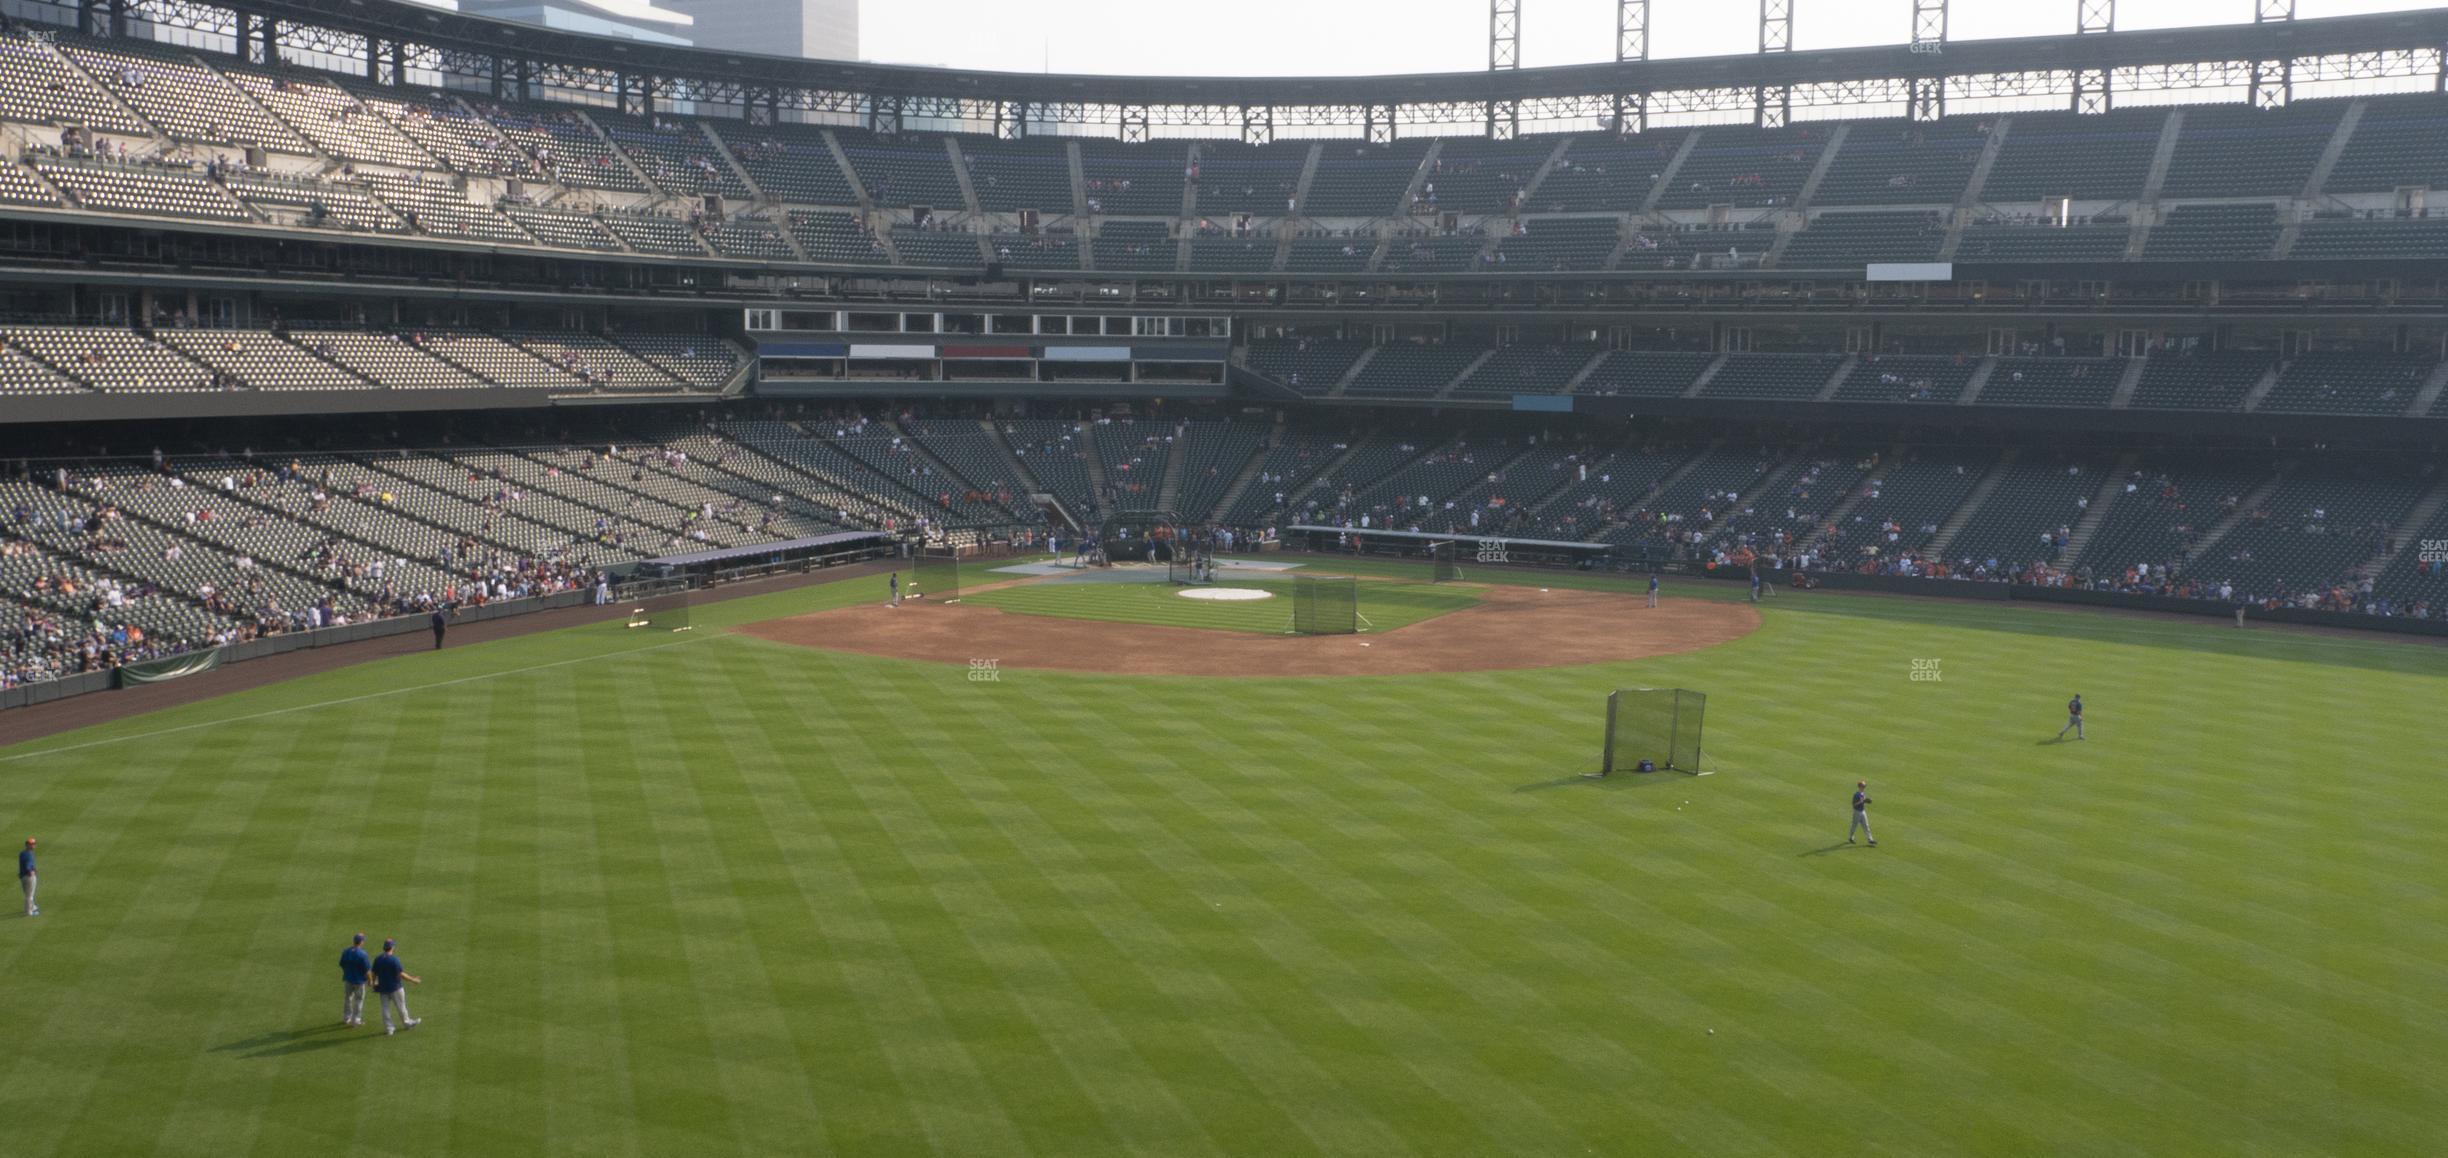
858, 0, 2448, 75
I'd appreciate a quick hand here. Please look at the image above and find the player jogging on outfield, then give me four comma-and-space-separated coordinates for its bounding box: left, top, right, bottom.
339, 933, 371, 1027
2056, 693, 2085, 741
1647, 572, 1659, 608
1848, 781, 1876, 846
18, 837, 35, 916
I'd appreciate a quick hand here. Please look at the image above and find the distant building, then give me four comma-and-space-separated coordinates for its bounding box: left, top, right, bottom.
666, 0, 858, 61
460, 0, 695, 46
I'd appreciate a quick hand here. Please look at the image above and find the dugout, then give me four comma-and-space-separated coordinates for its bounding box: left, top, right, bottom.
629, 530, 895, 586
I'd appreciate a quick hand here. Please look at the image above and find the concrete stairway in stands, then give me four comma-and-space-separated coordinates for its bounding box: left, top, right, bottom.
2352, 470, 2448, 580
1207, 431, 1276, 525
1680, 354, 1730, 399
1957, 358, 1998, 406
2182, 465, 2292, 567
1925, 451, 2017, 557
1155, 429, 1190, 511
2406, 360, 2448, 418
1801, 445, 1906, 561
1432, 348, 1500, 400
1326, 347, 1378, 398
1694, 453, 1807, 542
2062, 451, 2140, 568
2107, 358, 2147, 409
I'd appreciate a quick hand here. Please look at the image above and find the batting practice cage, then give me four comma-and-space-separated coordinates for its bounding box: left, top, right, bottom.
1099, 510, 1186, 564
1429, 540, 1461, 583
625, 588, 695, 632
1290, 575, 1360, 635
1600, 688, 1708, 775
913, 546, 962, 603
1168, 544, 1214, 585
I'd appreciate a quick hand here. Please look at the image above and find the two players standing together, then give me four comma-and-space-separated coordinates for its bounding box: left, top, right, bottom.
339, 932, 424, 1035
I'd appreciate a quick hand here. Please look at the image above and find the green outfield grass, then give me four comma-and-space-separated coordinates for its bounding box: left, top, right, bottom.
1, 570, 2443, 1156
962, 575, 1479, 634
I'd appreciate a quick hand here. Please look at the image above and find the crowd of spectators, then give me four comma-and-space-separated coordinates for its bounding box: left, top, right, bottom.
1789, 462, 2436, 619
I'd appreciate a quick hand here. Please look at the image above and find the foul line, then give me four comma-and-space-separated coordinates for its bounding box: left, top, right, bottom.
0, 632, 726, 765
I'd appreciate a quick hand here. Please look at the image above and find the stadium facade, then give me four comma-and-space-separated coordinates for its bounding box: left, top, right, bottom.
458, 0, 698, 48
3, 0, 2448, 702
665, 0, 857, 60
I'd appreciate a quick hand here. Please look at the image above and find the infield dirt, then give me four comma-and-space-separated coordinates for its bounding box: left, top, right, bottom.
739, 581, 1759, 676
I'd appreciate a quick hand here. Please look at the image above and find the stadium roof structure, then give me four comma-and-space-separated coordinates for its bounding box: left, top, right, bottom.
141, 0, 2448, 136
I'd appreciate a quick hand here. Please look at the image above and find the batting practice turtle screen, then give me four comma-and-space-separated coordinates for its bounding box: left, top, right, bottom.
1291, 575, 1358, 635
914, 547, 962, 602
1602, 687, 1705, 774
626, 590, 694, 632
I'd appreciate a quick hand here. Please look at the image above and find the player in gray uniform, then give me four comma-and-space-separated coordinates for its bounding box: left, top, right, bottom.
2056, 693, 2085, 741
1848, 781, 1876, 846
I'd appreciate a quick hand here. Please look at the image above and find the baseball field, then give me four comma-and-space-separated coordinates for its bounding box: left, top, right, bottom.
0, 560, 2441, 1157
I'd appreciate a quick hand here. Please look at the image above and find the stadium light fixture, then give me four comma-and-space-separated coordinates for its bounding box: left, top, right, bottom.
1759, 0, 1793, 54
1912, 0, 1946, 49
1619, 0, 1648, 63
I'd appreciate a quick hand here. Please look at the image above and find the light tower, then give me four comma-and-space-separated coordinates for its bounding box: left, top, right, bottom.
1615, 0, 1649, 134
1757, 0, 1793, 129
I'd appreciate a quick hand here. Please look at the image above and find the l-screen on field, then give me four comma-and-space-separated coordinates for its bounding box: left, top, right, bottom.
3, 563, 2445, 1157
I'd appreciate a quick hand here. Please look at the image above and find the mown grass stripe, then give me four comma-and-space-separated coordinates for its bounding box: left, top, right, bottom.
2, 572, 2444, 1156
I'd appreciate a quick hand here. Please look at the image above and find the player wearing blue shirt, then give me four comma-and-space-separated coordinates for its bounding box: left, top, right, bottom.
1647, 573, 1660, 609
339, 933, 372, 1027
1848, 781, 1877, 847
17, 837, 35, 917
370, 938, 422, 1035
2056, 693, 2086, 741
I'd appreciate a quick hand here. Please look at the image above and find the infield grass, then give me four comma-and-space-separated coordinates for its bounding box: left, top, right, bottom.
962, 575, 1479, 634
1, 568, 2443, 1157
